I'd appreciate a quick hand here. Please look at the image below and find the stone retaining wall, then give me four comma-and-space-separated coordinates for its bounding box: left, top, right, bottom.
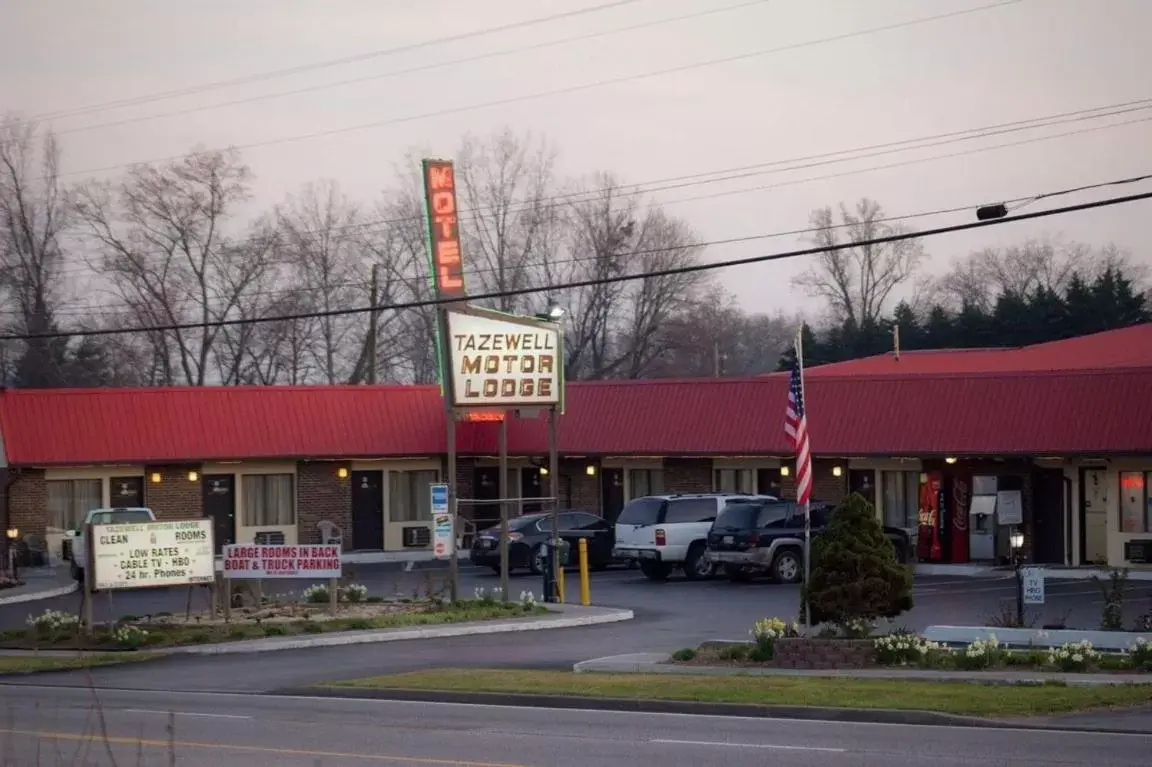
773, 637, 876, 669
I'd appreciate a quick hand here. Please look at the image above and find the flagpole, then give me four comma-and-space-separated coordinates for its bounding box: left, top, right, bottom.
796, 326, 811, 632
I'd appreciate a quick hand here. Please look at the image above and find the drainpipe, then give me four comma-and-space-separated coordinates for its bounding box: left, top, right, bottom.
1063, 475, 1072, 567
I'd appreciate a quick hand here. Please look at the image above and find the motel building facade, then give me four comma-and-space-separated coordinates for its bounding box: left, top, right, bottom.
1, 324, 1151, 572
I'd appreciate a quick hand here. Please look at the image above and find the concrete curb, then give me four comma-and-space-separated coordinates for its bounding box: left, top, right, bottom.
281, 686, 1152, 733
573, 653, 1152, 686
156, 605, 634, 656
0, 581, 78, 607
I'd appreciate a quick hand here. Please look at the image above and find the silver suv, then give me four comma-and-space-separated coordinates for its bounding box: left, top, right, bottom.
612, 493, 778, 581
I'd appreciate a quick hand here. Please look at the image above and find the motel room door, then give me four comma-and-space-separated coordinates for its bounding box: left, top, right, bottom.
351, 471, 384, 551
202, 475, 236, 554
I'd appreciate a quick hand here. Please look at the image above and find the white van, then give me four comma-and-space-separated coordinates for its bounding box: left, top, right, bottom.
612, 493, 778, 581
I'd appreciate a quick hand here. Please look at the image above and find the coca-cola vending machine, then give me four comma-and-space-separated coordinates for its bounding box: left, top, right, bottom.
917, 472, 944, 562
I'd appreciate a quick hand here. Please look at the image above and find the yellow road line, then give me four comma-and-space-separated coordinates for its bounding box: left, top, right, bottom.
0, 728, 527, 767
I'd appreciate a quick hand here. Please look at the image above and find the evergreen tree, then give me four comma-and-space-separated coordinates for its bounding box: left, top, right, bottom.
803, 493, 913, 628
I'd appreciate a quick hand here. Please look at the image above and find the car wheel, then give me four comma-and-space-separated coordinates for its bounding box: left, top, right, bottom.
771, 548, 803, 584
530, 544, 548, 576
682, 543, 715, 581
639, 561, 672, 581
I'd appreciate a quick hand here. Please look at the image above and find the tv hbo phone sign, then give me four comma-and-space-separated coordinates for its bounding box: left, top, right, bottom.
92, 519, 215, 591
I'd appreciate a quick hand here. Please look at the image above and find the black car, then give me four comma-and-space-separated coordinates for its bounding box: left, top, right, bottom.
705, 499, 911, 583
469, 510, 618, 575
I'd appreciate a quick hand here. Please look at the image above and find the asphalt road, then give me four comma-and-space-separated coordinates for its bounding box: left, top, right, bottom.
0, 685, 1148, 766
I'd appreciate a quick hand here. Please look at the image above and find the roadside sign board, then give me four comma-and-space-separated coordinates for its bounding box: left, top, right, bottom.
431, 483, 453, 559
221, 544, 342, 579
1022, 567, 1045, 605
92, 519, 215, 591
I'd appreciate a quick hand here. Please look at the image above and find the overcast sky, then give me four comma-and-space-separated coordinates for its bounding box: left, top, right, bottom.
2, 0, 1150, 316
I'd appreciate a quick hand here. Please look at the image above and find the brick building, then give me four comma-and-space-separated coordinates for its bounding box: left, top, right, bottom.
1, 325, 1151, 569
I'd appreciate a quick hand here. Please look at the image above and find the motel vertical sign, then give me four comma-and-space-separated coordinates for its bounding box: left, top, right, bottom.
421, 159, 467, 300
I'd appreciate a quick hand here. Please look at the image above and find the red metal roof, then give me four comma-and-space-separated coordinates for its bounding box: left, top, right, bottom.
804, 323, 1152, 376
2, 368, 1151, 465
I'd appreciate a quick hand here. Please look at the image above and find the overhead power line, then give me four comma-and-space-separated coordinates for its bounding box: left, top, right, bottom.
58, 1, 1022, 179
16, 0, 650, 125
5, 188, 1148, 343
43, 96, 1151, 284
34, 0, 774, 141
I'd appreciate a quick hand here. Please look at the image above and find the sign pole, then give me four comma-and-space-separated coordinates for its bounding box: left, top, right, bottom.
498, 416, 510, 603
445, 406, 460, 604
82, 522, 94, 633
548, 406, 560, 603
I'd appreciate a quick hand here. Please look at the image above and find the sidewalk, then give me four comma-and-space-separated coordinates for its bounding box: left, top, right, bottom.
916, 563, 1152, 581
0, 566, 77, 606
573, 652, 1152, 686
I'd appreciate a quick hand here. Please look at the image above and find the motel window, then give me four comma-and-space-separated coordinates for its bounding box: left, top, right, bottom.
46, 479, 102, 531
881, 470, 920, 529
1119, 472, 1152, 534
627, 469, 664, 500
241, 474, 295, 527
713, 469, 754, 494
390, 469, 440, 523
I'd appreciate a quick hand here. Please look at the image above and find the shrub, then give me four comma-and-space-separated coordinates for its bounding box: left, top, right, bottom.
873, 631, 940, 666
26, 609, 80, 640
803, 493, 914, 628
1047, 640, 1099, 672
670, 648, 697, 662
263, 625, 288, 637
956, 635, 1003, 670
111, 625, 148, 649
1125, 637, 1152, 670
1092, 568, 1129, 630
341, 584, 368, 603
749, 617, 799, 662
302, 584, 330, 604
717, 644, 749, 661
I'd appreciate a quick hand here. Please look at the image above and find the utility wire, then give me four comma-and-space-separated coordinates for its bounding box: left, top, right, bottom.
41, 96, 1150, 282
15, 0, 650, 125
5, 188, 1148, 342
29, 0, 774, 142
57, 1, 1022, 179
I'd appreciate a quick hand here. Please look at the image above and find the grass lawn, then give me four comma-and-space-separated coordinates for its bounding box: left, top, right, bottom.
327, 669, 1152, 717
1, 600, 547, 652
0, 653, 161, 675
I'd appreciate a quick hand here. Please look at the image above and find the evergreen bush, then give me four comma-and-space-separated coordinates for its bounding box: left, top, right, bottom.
801, 492, 913, 630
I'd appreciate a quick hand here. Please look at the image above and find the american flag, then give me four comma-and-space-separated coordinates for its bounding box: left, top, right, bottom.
784, 349, 813, 507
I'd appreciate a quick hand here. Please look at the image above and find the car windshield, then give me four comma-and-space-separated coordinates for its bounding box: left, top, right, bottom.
88, 510, 152, 526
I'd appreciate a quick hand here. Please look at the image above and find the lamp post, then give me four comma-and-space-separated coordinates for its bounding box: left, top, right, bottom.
5, 527, 19, 581
1010, 527, 1025, 627
535, 301, 565, 602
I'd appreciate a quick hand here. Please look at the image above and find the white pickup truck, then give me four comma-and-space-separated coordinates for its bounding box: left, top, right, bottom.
68, 507, 156, 583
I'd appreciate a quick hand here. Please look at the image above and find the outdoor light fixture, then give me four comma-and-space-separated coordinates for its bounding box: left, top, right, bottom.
337, 467, 349, 479
1010, 531, 1024, 550
5, 528, 17, 541
780, 466, 790, 477
945, 456, 958, 464
187, 471, 199, 482
535, 300, 565, 322
149, 472, 162, 484
585, 464, 596, 476
539, 466, 549, 476
832, 465, 843, 477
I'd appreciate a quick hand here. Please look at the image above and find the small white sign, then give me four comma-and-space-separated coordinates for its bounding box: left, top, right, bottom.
997, 490, 1023, 526
431, 482, 454, 559
1021, 567, 1045, 605
221, 544, 342, 579
92, 519, 215, 591
446, 309, 561, 407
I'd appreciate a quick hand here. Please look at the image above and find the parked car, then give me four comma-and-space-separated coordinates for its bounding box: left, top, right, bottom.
469, 510, 617, 575
612, 493, 779, 581
69, 506, 157, 583
705, 498, 911, 583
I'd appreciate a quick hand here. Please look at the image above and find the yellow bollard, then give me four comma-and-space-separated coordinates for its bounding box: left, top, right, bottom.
578, 538, 591, 606
557, 557, 566, 603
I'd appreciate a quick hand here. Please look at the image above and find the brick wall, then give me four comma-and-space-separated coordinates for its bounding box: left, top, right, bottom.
6, 469, 46, 538
454, 457, 476, 521
664, 458, 711, 493
561, 459, 601, 514
143, 465, 203, 520
775, 459, 847, 504
297, 461, 351, 545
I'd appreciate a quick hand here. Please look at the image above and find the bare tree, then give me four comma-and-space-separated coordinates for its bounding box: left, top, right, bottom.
73, 149, 277, 385
456, 128, 564, 315
0, 115, 72, 386
936, 237, 1148, 311
793, 198, 927, 328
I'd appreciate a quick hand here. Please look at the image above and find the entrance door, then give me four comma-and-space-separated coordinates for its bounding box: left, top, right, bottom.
1032, 468, 1066, 565
1081, 468, 1108, 564
601, 469, 625, 523
351, 470, 384, 551
202, 474, 235, 553
472, 467, 501, 529
522, 467, 543, 514
848, 469, 875, 505
110, 476, 144, 507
